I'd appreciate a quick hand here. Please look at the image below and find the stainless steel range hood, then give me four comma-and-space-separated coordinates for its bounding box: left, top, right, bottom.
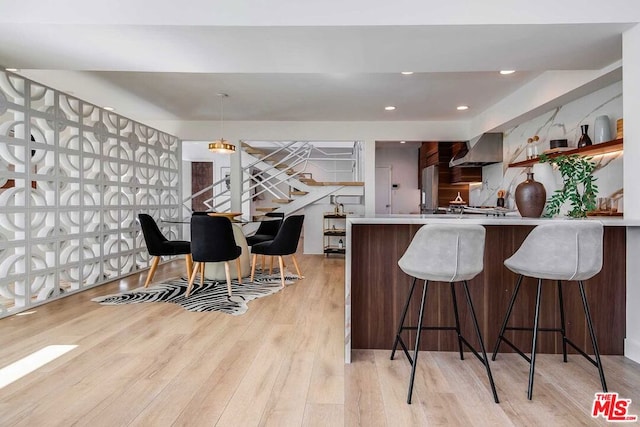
449, 133, 503, 167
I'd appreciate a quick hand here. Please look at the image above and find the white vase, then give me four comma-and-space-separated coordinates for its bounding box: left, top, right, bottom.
594, 115, 611, 143
532, 163, 559, 206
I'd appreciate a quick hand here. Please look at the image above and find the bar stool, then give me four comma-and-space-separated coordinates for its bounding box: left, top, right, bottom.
390, 224, 499, 404
491, 221, 607, 400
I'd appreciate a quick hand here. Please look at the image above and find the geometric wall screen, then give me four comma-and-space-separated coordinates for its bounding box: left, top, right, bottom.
0, 69, 182, 318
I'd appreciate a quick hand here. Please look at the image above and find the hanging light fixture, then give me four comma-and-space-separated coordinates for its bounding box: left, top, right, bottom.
209, 93, 235, 153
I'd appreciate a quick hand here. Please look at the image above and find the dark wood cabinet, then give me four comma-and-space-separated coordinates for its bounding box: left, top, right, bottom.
449, 142, 482, 183
350, 223, 625, 355
419, 142, 477, 207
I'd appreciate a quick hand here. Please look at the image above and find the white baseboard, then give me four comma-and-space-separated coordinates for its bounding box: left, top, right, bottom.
624, 338, 640, 363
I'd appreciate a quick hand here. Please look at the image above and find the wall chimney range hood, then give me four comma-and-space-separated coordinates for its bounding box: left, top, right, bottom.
449, 133, 503, 167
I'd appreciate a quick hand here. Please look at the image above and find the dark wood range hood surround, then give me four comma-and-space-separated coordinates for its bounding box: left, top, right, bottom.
419, 141, 482, 207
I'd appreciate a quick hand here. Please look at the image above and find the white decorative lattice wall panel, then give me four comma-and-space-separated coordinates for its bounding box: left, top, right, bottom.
0, 69, 182, 317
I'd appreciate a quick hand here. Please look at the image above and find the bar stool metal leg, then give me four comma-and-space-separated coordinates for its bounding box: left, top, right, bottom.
391, 277, 418, 361
527, 278, 543, 400
557, 280, 568, 362
407, 280, 429, 404
492, 274, 524, 360
462, 280, 499, 403
450, 282, 464, 361
579, 281, 608, 393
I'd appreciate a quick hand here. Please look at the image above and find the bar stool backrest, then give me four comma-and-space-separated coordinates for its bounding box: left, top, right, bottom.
505, 221, 603, 281
398, 224, 485, 282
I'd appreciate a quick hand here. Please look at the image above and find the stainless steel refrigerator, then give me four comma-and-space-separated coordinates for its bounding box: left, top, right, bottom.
421, 165, 438, 212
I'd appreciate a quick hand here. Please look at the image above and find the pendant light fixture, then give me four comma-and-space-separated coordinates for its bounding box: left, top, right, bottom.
208, 93, 235, 153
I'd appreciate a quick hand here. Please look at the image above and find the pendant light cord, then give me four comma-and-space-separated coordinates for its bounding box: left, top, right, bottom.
219, 93, 228, 141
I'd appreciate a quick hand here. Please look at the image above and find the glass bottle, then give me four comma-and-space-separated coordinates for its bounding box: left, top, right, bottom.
338, 239, 344, 249
577, 124, 593, 148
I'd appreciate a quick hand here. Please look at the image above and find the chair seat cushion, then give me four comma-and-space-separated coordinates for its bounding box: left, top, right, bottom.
194, 245, 242, 263
250, 240, 276, 255
157, 240, 191, 256
246, 234, 275, 246
504, 256, 598, 281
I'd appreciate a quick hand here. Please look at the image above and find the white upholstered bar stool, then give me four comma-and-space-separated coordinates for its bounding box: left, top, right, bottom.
390, 224, 499, 404
491, 221, 607, 400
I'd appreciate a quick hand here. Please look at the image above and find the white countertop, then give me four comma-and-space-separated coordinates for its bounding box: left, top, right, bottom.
347, 214, 640, 226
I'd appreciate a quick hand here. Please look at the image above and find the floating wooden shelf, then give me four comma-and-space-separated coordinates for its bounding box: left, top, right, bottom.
508, 138, 623, 168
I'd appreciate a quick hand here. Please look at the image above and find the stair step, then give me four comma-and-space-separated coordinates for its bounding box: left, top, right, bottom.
274, 164, 290, 170
255, 207, 277, 212
244, 148, 265, 155
290, 191, 308, 196
241, 142, 266, 156
298, 178, 317, 183
272, 198, 292, 204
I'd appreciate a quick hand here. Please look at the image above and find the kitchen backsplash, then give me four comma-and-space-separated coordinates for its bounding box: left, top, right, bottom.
470, 81, 623, 212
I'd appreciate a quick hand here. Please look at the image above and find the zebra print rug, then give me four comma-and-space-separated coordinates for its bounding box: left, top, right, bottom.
91, 271, 299, 315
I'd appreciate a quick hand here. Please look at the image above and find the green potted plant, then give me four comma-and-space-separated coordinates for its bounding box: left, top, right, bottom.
538, 154, 598, 218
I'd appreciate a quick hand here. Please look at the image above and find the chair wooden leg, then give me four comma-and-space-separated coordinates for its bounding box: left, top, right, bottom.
185, 254, 193, 279
236, 257, 242, 284
250, 254, 257, 282
291, 255, 303, 278
261, 255, 266, 271
224, 261, 232, 297
200, 263, 205, 287
186, 262, 200, 297
145, 256, 160, 287
270, 256, 274, 275
278, 256, 286, 288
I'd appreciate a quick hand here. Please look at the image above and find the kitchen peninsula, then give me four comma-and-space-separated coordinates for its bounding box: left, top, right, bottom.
344, 214, 639, 363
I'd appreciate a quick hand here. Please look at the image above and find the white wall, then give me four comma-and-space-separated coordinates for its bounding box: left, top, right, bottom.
623, 23, 640, 363
375, 145, 421, 214
471, 81, 623, 210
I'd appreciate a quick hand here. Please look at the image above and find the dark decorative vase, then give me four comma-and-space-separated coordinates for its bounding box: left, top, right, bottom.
515, 172, 546, 217
577, 124, 593, 148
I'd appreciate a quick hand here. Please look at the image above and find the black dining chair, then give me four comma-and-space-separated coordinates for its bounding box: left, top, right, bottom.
188, 215, 242, 297
246, 216, 283, 246
138, 213, 192, 288
250, 215, 304, 288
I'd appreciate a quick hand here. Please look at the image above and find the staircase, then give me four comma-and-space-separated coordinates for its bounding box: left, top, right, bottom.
183, 140, 363, 219
241, 141, 364, 219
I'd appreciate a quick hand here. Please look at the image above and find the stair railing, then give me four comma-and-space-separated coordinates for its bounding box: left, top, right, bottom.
183, 140, 362, 215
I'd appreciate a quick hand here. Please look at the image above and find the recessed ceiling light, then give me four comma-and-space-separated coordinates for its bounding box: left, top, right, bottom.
103, 106, 115, 111
401, 71, 414, 75
500, 70, 515, 75
456, 105, 469, 111
400, 141, 406, 144
5, 68, 18, 72
384, 106, 396, 111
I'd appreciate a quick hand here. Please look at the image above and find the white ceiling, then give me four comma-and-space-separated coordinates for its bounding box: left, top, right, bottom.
0, 2, 636, 124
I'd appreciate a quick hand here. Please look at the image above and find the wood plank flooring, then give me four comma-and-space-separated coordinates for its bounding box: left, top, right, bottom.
1, 252, 639, 426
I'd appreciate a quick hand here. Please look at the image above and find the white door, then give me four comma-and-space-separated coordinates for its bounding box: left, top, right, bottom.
375, 166, 392, 214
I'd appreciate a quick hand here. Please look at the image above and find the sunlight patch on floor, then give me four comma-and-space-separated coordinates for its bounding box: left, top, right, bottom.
0, 345, 77, 389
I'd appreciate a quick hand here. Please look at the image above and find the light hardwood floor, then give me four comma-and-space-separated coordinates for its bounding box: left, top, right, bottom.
1, 251, 639, 426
